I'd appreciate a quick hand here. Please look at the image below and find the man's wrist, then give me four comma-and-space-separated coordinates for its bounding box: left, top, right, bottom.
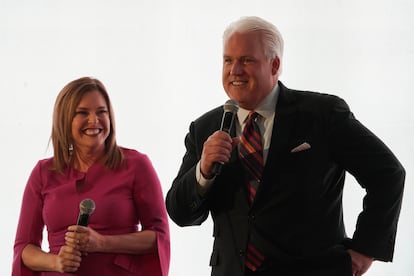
196, 162, 215, 189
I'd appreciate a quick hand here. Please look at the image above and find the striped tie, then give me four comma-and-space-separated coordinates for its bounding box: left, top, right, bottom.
239, 111, 263, 203
239, 111, 265, 271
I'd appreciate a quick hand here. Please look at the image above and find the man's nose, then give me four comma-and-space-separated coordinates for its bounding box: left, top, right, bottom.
230, 61, 243, 75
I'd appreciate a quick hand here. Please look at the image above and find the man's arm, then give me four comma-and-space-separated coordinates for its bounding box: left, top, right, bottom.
166, 122, 211, 227
166, 116, 237, 227
329, 96, 405, 261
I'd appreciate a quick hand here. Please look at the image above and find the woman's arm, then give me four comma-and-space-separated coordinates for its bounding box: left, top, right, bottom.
22, 243, 81, 273
65, 226, 156, 254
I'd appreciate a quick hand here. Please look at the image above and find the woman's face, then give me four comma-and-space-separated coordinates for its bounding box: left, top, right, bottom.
71, 90, 110, 153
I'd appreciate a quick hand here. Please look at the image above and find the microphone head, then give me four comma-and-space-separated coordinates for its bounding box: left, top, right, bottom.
79, 198, 96, 215
223, 99, 239, 113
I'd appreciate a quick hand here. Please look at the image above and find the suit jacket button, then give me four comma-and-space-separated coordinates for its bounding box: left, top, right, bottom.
239, 250, 244, 257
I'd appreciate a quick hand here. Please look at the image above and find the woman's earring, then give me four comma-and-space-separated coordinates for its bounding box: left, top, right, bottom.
68, 144, 73, 155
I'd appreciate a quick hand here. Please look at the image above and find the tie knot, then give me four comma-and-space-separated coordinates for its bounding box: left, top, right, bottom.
248, 111, 260, 121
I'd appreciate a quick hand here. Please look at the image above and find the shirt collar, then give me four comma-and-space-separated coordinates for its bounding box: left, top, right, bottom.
237, 84, 279, 124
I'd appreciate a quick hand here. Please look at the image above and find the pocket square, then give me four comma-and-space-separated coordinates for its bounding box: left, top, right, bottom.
290, 142, 311, 153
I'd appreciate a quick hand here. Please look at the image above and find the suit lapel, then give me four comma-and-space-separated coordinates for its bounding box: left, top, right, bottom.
253, 82, 299, 204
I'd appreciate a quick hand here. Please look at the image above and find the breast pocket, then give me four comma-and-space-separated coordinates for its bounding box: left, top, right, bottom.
280, 146, 313, 174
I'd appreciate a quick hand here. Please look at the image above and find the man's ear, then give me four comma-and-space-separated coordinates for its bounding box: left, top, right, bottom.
271, 57, 280, 75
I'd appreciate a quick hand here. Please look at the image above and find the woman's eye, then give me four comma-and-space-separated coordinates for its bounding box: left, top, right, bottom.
75, 111, 88, 116
98, 110, 108, 115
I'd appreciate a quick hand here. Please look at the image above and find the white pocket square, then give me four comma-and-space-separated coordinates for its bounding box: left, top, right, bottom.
290, 142, 311, 153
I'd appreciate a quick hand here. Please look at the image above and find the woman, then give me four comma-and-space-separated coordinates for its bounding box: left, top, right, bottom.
13, 77, 170, 275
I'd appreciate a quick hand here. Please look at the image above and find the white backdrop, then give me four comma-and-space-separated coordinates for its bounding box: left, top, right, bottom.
1, 1, 413, 275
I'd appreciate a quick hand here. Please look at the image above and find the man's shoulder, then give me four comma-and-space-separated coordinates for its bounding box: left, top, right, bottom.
195, 105, 223, 121
281, 84, 346, 110
190, 105, 223, 128
186, 106, 224, 136
284, 85, 341, 102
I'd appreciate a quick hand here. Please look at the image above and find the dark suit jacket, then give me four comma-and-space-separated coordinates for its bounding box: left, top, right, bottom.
166, 82, 405, 276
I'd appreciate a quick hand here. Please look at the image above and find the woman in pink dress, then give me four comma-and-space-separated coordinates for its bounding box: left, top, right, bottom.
13, 77, 170, 275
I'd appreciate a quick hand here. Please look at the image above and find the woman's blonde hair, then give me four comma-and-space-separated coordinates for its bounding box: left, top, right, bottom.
50, 77, 123, 173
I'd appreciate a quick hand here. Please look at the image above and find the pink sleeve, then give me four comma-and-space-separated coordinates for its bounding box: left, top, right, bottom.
12, 161, 45, 276
133, 154, 170, 276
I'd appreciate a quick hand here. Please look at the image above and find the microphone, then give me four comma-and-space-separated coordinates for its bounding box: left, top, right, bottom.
212, 99, 239, 175
77, 198, 96, 226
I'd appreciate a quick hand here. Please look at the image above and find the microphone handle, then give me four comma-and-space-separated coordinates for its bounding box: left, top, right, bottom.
220, 111, 236, 133
212, 111, 236, 176
77, 213, 90, 226
212, 162, 223, 175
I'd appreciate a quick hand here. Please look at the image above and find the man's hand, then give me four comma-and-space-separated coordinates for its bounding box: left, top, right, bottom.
348, 249, 374, 276
200, 130, 239, 178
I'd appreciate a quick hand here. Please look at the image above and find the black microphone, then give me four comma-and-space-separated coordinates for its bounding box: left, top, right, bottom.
77, 198, 96, 226
212, 99, 239, 175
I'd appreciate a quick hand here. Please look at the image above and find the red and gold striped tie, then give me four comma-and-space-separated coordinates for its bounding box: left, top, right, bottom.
239, 111, 263, 203
239, 111, 265, 271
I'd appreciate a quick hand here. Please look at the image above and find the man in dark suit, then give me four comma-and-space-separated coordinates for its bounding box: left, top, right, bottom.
166, 16, 405, 276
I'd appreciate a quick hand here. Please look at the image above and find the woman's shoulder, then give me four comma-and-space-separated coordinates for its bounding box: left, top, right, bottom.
119, 147, 155, 171
120, 147, 148, 161
28, 157, 56, 181
36, 156, 54, 168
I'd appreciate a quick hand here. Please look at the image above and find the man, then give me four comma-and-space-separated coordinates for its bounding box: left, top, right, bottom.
166, 16, 405, 276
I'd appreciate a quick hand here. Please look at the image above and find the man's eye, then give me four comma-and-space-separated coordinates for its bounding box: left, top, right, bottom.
223, 58, 232, 64
242, 58, 253, 64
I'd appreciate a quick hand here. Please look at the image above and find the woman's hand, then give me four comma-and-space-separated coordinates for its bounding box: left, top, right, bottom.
55, 245, 82, 273
65, 225, 105, 253
65, 225, 157, 255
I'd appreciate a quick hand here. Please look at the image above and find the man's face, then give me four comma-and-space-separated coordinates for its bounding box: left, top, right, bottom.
222, 31, 279, 110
